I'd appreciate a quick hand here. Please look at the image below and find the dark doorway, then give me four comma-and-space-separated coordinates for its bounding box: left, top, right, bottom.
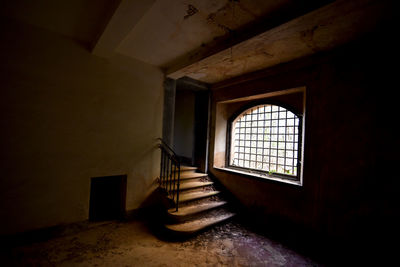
173, 77, 210, 171
173, 89, 196, 165
193, 90, 210, 172
89, 175, 127, 221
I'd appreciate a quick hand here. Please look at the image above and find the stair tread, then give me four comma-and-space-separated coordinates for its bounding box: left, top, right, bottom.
180, 166, 198, 171
176, 190, 220, 203
180, 173, 208, 179
165, 211, 235, 234
179, 181, 213, 190
168, 201, 227, 217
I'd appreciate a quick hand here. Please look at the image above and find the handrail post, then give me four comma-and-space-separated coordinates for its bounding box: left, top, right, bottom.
159, 148, 163, 186
176, 160, 180, 211
169, 159, 173, 194
173, 162, 176, 202
162, 150, 166, 188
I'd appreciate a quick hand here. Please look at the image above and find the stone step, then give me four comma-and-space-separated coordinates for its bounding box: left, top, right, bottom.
180, 166, 198, 172
180, 172, 208, 180
176, 193, 224, 208
179, 181, 213, 191
175, 190, 220, 203
167, 201, 227, 219
165, 211, 235, 234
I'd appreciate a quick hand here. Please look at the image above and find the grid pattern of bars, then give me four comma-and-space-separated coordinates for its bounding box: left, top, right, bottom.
230, 105, 300, 177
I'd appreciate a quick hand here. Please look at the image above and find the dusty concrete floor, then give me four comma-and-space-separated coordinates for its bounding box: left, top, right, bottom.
1, 219, 320, 266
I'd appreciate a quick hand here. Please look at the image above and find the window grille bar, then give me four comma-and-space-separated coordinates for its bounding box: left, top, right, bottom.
268, 110, 272, 172
231, 104, 300, 177
276, 107, 280, 173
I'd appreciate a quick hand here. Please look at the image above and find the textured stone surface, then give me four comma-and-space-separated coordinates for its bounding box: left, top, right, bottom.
165, 209, 235, 234
176, 190, 220, 203
179, 181, 214, 190
1, 219, 320, 266
168, 0, 391, 83
168, 200, 227, 217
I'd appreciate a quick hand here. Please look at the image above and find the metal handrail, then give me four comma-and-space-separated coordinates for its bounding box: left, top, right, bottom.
157, 138, 181, 211
157, 138, 178, 158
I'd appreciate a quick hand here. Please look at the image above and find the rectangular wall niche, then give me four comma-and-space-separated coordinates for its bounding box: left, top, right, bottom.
89, 175, 127, 221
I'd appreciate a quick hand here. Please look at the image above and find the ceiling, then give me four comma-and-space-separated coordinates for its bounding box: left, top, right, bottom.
1, 0, 393, 84
115, 0, 330, 67
1, 0, 120, 46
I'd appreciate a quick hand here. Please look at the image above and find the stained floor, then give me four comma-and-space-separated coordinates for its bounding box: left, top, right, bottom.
1, 219, 320, 266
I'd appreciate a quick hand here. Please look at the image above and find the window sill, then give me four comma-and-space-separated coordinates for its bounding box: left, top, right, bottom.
213, 167, 302, 186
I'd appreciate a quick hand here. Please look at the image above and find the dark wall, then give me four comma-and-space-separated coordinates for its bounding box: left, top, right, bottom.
209, 29, 397, 262
0, 18, 164, 235
173, 90, 195, 163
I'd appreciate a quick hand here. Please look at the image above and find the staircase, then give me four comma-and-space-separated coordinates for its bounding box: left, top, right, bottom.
163, 166, 235, 235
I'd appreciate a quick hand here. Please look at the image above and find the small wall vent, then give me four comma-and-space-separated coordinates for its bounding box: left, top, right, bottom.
89, 175, 127, 221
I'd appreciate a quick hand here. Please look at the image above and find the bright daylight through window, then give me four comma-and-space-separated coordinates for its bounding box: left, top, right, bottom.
229, 104, 301, 179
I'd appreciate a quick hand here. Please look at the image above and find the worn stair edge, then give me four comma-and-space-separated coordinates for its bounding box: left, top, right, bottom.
168, 201, 227, 218
180, 173, 208, 180
165, 212, 235, 234
179, 181, 213, 190
180, 166, 198, 171
175, 191, 220, 203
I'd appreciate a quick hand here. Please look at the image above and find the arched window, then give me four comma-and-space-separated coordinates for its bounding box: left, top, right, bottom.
229, 104, 302, 179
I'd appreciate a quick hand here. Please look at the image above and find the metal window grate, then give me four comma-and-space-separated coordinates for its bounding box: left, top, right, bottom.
230, 104, 300, 177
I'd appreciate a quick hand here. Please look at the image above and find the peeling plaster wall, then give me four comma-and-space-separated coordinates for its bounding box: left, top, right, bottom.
0, 19, 163, 235
116, 0, 314, 67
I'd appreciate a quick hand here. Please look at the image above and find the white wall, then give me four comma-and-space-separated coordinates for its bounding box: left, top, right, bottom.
0, 19, 164, 235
